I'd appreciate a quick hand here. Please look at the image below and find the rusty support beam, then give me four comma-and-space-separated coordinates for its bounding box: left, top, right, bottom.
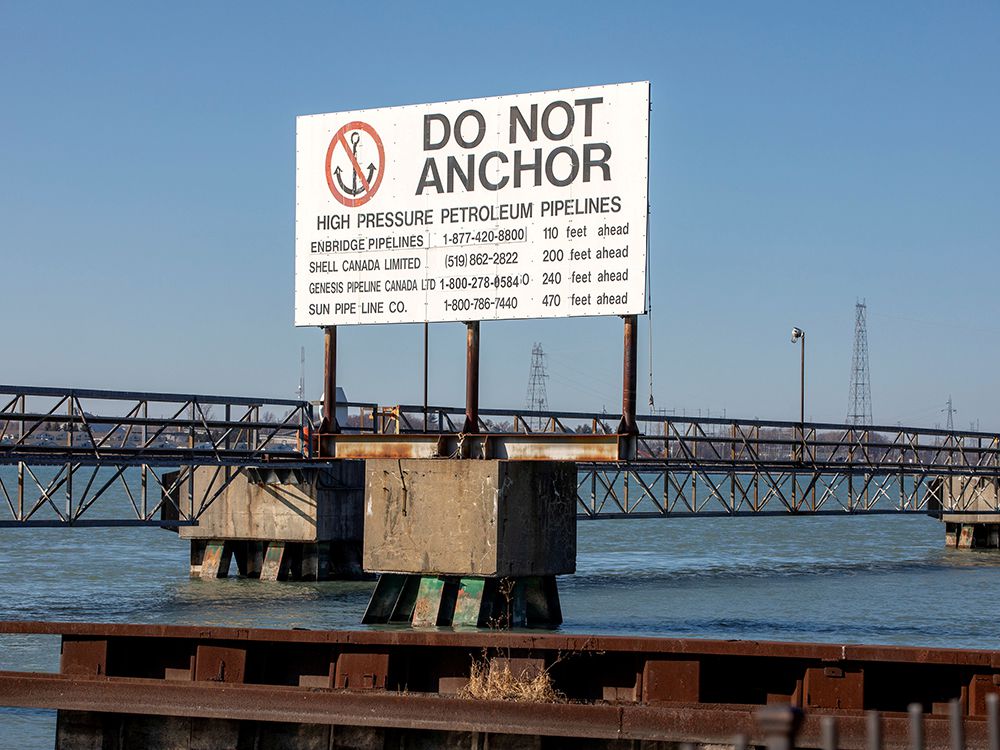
619, 314, 639, 435
463, 321, 480, 434
423, 321, 429, 429
5, 620, 1000, 703
1, 620, 1000, 748
0, 672, 991, 749
7, 618, 1000, 667
321, 325, 338, 433
320, 431, 625, 461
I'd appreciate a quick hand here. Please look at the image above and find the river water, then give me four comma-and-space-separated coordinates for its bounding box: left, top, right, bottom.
3, 510, 1000, 746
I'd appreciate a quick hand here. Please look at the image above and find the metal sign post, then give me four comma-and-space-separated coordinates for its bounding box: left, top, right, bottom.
619, 314, 638, 434
322, 325, 338, 433
423, 322, 429, 429
463, 322, 480, 433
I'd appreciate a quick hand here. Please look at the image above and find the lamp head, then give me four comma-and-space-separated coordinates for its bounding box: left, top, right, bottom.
791, 327, 804, 343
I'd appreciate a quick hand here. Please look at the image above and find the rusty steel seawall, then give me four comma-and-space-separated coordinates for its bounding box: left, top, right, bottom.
3, 621, 1000, 749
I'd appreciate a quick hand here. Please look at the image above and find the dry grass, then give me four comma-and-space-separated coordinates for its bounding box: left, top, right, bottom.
460, 658, 564, 703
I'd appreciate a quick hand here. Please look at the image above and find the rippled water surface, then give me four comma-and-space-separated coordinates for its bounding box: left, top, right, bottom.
3, 514, 1000, 746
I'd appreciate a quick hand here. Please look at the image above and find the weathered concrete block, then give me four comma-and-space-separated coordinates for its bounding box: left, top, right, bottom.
176, 463, 363, 543
363, 459, 576, 577
932, 477, 1000, 548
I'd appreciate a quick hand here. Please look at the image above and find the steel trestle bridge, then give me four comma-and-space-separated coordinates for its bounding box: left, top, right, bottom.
0, 384, 995, 527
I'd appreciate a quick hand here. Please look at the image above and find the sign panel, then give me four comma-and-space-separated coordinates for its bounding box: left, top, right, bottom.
295, 82, 649, 326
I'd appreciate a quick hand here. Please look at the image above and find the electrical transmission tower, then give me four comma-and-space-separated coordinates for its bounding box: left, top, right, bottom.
847, 299, 873, 425
525, 343, 549, 430
943, 395, 956, 431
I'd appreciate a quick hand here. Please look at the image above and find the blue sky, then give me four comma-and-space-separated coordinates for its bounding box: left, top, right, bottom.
1, 1, 997, 427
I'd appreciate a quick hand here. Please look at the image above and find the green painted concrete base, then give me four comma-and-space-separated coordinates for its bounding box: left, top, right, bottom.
190, 539, 366, 581
362, 574, 561, 629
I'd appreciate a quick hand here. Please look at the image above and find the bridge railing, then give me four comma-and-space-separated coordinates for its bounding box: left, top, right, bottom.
371, 403, 1000, 517
0, 385, 315, 526
377, 401, 1000, 469
2, 385, 998, 524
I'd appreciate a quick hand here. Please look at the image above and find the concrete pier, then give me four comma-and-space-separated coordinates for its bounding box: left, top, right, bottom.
932, 476, 1000, 549
167, 463, 366, 580
360, 459, 577, 627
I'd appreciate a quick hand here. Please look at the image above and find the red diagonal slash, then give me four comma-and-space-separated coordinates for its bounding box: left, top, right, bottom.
336, 131, 373, 195
324, 121, 385, 207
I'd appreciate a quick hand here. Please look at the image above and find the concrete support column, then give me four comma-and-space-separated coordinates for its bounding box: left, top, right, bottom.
199, 541, 233, 579
944, 521, 1000, 549
295, 542, 330, 581
945, 522, 959, 548
189, 539, 207, 578
959, 525, 976, 549
364, 574, 562, 628
361, 459, 576, 629
260, 542, 288, 581
233, 541, 265, 578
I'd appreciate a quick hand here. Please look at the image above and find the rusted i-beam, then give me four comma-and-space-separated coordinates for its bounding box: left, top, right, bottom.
423, 321, 429, 429
619, 314, 639, 434
322, 325, 338, 433
463, 321, 480, 433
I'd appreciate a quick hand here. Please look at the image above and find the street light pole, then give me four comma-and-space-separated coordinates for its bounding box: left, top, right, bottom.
799, 333, 805, 426
791, 327, 805, 461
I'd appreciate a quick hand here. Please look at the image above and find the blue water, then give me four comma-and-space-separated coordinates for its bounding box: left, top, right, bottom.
2, 511, 1000, 746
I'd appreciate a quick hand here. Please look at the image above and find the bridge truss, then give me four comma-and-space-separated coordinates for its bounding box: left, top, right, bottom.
351, 403, 1000, 519
1, 385, 998, 526
0, 386, 313, 527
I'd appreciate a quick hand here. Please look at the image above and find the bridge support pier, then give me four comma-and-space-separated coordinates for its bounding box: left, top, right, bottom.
933, 477, 1000, 550
169, 463, 366, 581
361, 459, 576, 629
363, 573, 562, 628
944, 522, 1000, 550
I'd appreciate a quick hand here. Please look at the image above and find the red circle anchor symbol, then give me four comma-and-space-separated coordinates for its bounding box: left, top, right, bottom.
324, 121, 385, 208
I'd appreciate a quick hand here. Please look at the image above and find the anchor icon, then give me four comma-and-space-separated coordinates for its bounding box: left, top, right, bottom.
324, 120, 385, 207
333, 132, 377, 197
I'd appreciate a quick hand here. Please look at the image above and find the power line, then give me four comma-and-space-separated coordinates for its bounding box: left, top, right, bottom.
847, 299, 873, 425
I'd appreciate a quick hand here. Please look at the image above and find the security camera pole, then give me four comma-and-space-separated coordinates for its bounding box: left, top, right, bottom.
791, 327, 805, 460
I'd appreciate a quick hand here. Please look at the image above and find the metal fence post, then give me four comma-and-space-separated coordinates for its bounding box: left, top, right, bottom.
821, 715, 838, 750
756, 705, 801, 750
987, 692, 999, 750
866, 710, 882, 750
908, 702, 924, 750
950, 698, 965, 750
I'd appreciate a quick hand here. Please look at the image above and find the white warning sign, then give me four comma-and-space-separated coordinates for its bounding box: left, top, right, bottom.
295, 81, 650, 326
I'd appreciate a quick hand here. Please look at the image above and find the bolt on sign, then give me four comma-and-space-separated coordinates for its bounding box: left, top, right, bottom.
295, 81, 649, 326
